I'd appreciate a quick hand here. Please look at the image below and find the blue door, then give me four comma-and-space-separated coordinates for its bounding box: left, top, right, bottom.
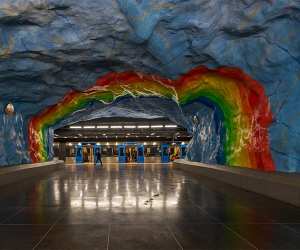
180, 144, 187, 159
161, 144, 169, 163
75, 144, 83, 163
137, 144, 144, 163
94, 144, 101, 164
118, 144, 126, 163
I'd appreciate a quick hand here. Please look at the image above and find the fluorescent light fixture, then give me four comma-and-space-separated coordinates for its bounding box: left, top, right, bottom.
181, 142, 185, 145
153, 142, 157, 145
138, 125, 149, 129
70, 126, 82, 129
150, 133, 155, 136
83, 125, 95, 129
68, 143, 73, 146
151, 125, 163, 128
102, 134, 106, 136
106, 142, 109, 145
97, 125, 109, 129
144, 142, 147, 145
124, 125, 136, 129
115, 142, 118, 145
96, 142, 100, 145
78, 143, 82, 146
165, 124, 178, 128
110, 125, 122, 129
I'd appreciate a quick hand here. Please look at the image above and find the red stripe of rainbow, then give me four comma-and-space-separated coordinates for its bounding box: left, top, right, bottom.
28, 66, 275, 171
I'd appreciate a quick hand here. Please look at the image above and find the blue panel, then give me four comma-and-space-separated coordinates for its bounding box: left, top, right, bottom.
75, 144, 83, 163
118, 144, 126, 163
161, 144, 169, 163
180, 144, 187, 159
137, 144, 144, 163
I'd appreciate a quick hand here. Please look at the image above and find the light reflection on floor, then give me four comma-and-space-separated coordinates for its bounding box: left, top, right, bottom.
52, 163, 184, 210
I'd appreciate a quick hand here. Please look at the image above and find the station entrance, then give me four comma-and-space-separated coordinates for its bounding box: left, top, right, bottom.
53, 117, 191, 164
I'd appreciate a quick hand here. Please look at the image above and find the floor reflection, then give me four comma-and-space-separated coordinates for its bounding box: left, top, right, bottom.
53, 163, 185, 210
1, 162, 300, 249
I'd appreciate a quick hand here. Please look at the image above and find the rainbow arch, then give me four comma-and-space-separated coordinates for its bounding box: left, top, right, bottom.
28, 66, 275, 171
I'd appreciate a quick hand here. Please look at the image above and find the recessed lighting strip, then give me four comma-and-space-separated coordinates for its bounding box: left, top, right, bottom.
69, 126, 82, 129
164, 125, 178, 128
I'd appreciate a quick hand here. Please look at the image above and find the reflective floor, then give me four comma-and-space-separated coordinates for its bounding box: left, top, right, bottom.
0, 162, 300, 250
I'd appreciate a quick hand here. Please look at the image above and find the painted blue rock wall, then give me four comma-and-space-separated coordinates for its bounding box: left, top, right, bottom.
0, 0, 299, 171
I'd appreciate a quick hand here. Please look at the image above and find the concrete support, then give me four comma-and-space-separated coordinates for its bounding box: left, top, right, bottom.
174, 159, 300, 207
0, 160, 64, 187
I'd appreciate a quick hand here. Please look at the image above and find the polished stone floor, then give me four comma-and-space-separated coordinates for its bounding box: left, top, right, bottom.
0, 162, 300, 250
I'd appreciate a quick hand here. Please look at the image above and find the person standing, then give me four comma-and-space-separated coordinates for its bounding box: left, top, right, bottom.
95, 148, 103, 166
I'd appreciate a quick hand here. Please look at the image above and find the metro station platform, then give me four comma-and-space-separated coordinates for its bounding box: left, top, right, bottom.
0, 162, 300, 250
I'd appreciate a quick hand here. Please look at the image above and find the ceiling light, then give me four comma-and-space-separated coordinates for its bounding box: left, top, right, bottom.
111, 125, 122, 129
78, 143, 82, 146
144, 142, 147, 145
68, 143, 73, 146
96, 142, 100, 145
153, 142, 157, 145
151, 133, 155, 136
70, 126, 82, 129
165, 125, 178, 128
116, 142, 118, 145
97, 125, 109, 129
106, 142, 109, 145
83, 125, 95, 129
146, 135, 149, 138
181, 142, 185, 145
151, 125, 163, 128
138, 125, 149, 129
124, 125, 136, 129
102, 133, 106, 136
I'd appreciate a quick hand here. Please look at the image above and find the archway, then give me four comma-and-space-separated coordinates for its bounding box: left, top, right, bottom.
28, 66, 275, 171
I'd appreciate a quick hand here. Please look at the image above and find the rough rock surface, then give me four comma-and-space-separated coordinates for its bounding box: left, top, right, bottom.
0, 0, 299, 171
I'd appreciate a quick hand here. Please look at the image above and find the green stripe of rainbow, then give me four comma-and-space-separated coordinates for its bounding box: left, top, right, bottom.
28, 66, 275, 171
